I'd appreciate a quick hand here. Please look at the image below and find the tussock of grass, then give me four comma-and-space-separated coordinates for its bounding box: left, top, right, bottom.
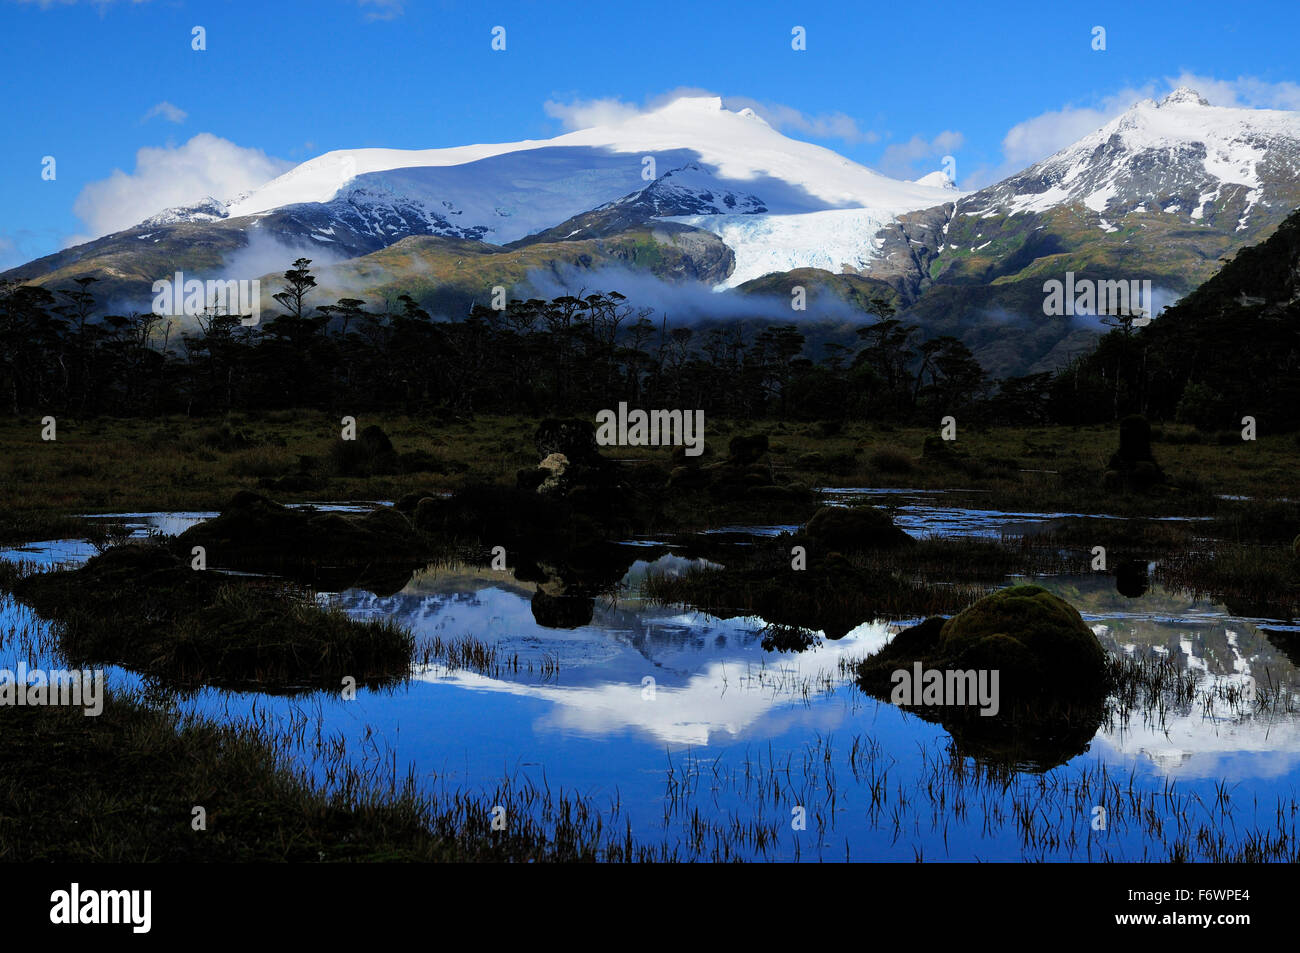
0, 691, 667, 862
12, 544, 415, 692
0, 694, 443, 861
1154, 544, 1300, 618
0, 509, 85, 545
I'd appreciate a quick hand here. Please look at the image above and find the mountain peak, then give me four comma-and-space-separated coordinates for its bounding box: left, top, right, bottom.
913, 170, 957, 190
1159, 87, 1211, 108
650, 95, 725, 115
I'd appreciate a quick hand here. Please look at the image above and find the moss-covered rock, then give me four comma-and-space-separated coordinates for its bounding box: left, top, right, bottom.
855, 585, 1109, 769
803, 505, 914, 551
728, 433, 769, 465
936, 584, 1106, 694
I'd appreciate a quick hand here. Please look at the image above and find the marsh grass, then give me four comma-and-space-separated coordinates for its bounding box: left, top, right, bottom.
10, 545, 416, 692
654, 725, 1300, 862
1153, 544, 1300, 618
5, 416, 1297, 522
0, 687, 675, 862
0, 509, 86, 546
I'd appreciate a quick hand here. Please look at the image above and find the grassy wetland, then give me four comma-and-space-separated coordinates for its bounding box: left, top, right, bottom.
2, 411, 1300, 862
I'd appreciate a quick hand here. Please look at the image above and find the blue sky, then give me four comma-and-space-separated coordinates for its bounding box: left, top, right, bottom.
3, 0, 1298, 269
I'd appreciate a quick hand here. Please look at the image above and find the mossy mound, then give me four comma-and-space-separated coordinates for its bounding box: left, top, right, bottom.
855, 584, 1107, 699
803, 505, 914, 551
13, 544, 413, 691
178, 492, 425, 578
855, 585, 1109, 769
936, 585, 1106, 695
328, 424, 400, 476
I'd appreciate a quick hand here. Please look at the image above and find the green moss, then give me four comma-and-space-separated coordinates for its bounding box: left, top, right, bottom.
938, 584, 1106, 693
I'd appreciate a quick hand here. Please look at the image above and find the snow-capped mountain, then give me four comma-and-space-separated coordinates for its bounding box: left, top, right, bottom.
6, 88, 1300, 380
963, 87, 1300, 230
142, 196, 231, 227
135, 95, 960, 267
855, 88, 1300, 375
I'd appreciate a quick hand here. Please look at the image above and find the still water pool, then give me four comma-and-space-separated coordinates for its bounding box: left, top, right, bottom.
3, 493, 1297, 861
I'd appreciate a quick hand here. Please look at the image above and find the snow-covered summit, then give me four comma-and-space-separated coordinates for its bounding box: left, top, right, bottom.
967, 88, 1300, 224
142, 196, 230, 227
199, 95, 958, 242
913, 170, 958, 190
1158, 86, 1212, 108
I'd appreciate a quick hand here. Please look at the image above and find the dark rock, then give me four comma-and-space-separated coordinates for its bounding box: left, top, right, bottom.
803, 505, 914, 550
855, 586, 1109, 770
177, 494, 424, 574
1114, 559, 1150, 598
531, 590, 594, 629
922, 435, 961, 462
1105, 415, 1165, 492
728, 433, 769, 465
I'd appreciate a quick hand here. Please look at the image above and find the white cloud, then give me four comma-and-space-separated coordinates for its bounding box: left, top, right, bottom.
722, 96, 879, 144
1165, 72, 1300, 110
72, 133, 291, 239
543, 96, 642, 129
357, 0, 403, 21
544, 88, 879, 145
999, 86, 1154, 169
141, 101, 187, 124
877, 130, 964, 179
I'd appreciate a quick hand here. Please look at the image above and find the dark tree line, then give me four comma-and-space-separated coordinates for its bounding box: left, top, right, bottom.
3, 254, 1293, 430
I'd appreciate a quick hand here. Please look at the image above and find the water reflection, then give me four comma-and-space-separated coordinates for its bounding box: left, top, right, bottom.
4, 498, 1300, 860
